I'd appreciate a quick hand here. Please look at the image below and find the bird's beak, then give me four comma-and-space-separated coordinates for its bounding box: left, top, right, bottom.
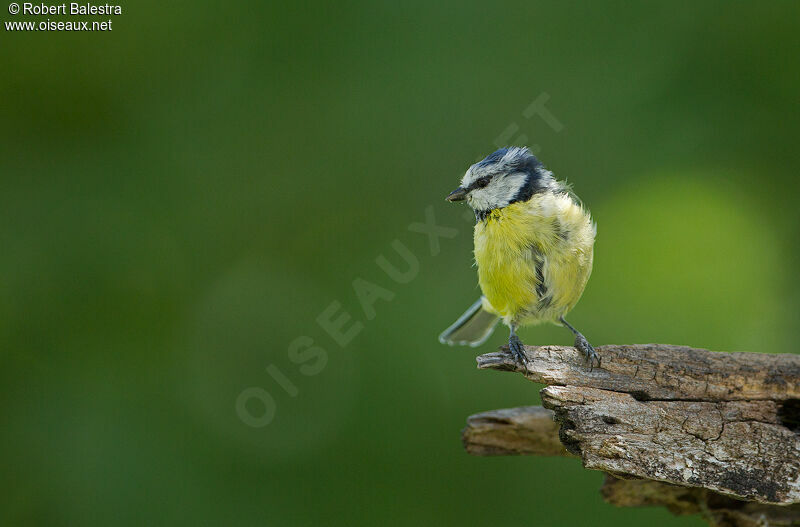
446, 187, 467, 202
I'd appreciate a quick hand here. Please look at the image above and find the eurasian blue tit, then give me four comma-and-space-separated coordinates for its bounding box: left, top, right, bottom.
439, 147, 599, 368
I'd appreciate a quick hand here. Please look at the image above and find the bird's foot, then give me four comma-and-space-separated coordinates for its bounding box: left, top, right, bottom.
508, 334, 528, 371
574, 334, 601, 371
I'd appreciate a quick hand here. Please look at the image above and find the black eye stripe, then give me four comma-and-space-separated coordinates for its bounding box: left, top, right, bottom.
473, 176, 491, 189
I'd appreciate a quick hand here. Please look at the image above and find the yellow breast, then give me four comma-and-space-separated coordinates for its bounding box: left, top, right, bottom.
473, 193, 595, 325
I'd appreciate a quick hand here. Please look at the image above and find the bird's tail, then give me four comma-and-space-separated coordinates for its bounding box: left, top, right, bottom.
438, 297, 500, 347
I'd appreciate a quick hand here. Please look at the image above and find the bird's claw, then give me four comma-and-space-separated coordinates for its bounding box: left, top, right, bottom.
574, 335, 601, 371
508, 335, 528, 372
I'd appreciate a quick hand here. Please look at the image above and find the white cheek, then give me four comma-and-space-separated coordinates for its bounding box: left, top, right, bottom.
467, 189, 492, 210
468, 186, 511, 210
468, 173, 527, 210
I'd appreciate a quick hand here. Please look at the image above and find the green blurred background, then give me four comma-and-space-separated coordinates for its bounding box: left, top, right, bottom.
2, 1, 799, 525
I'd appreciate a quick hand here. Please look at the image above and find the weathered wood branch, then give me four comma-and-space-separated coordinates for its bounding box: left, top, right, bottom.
462, 406, 570, 457
463, 406, 800, 526
476, 344, 800, 402
601, 474, 800, 527
464, 344, 800, 525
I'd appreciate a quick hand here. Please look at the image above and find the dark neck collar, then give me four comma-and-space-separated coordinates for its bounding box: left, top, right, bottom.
474, 209, 492, 222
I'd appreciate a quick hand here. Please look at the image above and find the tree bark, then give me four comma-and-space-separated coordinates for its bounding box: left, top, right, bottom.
464, 344, 800, 526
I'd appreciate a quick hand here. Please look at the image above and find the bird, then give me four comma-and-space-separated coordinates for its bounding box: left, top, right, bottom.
438, 146, 599, 368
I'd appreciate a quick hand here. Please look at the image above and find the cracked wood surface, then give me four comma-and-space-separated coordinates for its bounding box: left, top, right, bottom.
477, 344, 800, 401
463, 406, 800, 526
473, 344, 800, 505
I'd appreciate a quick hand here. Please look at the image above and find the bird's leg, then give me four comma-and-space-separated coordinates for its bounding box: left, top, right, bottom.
508, 324, 527, 370
559, 316, 600, 370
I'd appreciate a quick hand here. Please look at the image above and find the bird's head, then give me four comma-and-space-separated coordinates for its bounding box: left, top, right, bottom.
446, 147, 556, 216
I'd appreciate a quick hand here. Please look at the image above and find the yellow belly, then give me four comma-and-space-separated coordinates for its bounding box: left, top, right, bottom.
474, 194, 595, 326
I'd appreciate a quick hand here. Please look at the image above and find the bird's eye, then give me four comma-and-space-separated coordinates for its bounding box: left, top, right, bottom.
475, 176, 491, 189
